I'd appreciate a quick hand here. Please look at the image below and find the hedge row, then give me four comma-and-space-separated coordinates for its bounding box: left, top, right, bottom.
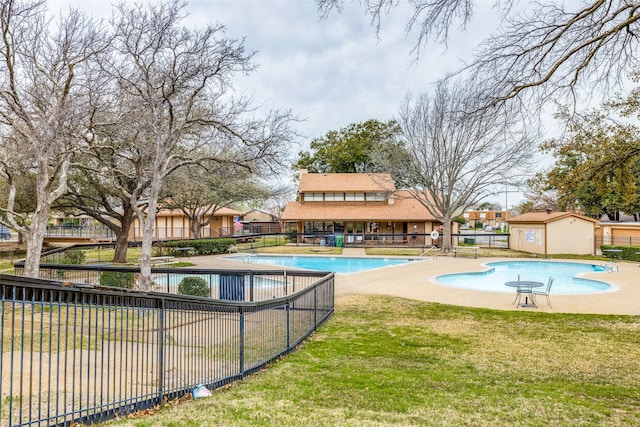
600, 245, 640, 262
157, 238, 236, 256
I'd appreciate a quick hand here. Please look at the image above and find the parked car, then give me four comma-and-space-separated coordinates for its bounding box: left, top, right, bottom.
0, 226, 12, 240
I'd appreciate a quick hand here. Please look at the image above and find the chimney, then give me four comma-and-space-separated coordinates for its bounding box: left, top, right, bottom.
546, 208, 552, 214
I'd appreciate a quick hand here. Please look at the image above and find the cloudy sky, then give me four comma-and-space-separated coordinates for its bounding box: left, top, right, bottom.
51, 0, 526, 204
53, 0, 502, 145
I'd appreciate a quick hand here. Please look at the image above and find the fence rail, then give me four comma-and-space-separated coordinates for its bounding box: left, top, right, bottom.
0, 270, 334, 426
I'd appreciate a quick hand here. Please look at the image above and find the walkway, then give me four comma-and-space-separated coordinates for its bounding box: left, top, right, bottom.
189, 254, 640, 316
341, 247, 366, 256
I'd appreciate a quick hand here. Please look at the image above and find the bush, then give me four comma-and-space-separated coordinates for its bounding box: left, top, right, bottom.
157, 238, 236, 256
61, 249, 86, 265
178, 276, 210, 297
100, 271, 135, 289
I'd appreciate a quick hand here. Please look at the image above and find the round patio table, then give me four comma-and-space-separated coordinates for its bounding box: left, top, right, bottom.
505, 281, 544, 308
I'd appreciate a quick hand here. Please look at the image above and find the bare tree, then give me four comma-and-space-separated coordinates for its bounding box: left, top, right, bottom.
101, 1, 296, 289
160, 163, 270, 239
398, 79, 535, 251
0, 1, 107, 277
262, 183, 297, 232
318, 1, 640, 106
55, 146, 143, 264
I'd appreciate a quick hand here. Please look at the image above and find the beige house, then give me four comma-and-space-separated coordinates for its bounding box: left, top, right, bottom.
282, 172, 449, 247
129, 207, 242, 240
508, 210, 598, 256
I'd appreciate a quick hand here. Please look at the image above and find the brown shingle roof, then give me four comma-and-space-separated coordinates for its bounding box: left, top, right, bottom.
156, 207, 242, 218
508, 211, 598, 224
282, 191, 437, 221
298, 172, 395, 192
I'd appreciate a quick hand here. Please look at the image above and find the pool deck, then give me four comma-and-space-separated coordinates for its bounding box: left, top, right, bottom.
189, 254, 640, 316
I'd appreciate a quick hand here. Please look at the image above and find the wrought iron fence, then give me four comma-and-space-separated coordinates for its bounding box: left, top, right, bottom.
0, 270, 334, 426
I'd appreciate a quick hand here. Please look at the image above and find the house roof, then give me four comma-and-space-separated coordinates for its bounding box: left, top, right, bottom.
508, 211, 598, 224
282, 191, 437, 221
298, 172, 395, 193
156, 207, 242, 218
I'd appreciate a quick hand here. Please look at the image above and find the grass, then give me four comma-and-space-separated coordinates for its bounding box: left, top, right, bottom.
103, 295, 640, 427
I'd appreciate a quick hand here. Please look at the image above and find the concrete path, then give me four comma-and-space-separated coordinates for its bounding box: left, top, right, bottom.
340, 247, 366, 256
190, 254, 639, 315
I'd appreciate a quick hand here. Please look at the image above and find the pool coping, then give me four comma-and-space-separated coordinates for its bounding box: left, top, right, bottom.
192, 255, 640, 315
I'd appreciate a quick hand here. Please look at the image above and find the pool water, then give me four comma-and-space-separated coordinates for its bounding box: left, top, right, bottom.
226, 255, 420, 274
435, 261, 612, 294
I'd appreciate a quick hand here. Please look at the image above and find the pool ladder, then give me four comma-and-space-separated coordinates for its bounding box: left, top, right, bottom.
420, 246, 440, 259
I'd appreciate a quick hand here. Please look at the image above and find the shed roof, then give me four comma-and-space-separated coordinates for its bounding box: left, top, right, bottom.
508, 211, 598, 224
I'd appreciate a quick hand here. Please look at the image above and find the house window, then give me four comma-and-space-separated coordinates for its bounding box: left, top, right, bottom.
324, 192, 344, 201
480, 213, 486, 219
366, 193, 385, 201
496, 213, 502, 218
345, 192, 365, 201
303, 192, 324, 202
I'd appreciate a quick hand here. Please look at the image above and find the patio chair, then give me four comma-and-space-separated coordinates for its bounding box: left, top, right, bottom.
533, 276, 554, 308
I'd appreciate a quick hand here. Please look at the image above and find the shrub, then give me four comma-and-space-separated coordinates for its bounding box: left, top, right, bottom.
100, 271, 135, 289
157, 238, 235, 255
61, 249, 86, 265
178, 276, 210, 297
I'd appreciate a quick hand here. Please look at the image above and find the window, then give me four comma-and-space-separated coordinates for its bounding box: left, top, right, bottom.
496, 213, 502, 218
324, 192, 344, 201
366, 193, 386, 201
480, 213, 486, 219
303, 192, 323, 202
345, 192, 365, 201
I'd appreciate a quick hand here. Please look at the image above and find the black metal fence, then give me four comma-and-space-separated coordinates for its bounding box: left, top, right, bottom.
0, 269, 334, 426
13, 263, 330, 302
298, 232, 510, 249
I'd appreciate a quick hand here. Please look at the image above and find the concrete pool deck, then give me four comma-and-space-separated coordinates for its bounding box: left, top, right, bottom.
189, 254, 640, 316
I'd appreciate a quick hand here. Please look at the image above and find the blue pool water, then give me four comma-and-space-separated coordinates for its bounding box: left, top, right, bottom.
226, 255, 420, 273
435, 261, 612, 294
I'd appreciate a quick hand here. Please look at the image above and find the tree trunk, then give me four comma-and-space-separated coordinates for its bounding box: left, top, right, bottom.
191, 218, 201, 239
112, 207, 135, 263
137, 170, 163, 291
441, 216, 452, 252
22, 207, 49, 278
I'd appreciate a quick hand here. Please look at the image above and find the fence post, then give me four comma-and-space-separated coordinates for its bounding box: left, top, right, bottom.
249, 273, 254, 302
314, 287, 318, 330
239, 307, 245, 378
286, 300, 291, 351
157, 298, 165, 405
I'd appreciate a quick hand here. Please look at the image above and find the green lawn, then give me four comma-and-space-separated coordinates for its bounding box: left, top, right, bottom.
103, 295, 640, 426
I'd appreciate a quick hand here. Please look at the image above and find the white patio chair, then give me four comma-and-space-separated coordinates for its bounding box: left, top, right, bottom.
533, 276, 554, 308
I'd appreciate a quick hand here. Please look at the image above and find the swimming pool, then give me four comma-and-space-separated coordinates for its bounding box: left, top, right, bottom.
226, 255, 421, 274
435, 261, 613, 294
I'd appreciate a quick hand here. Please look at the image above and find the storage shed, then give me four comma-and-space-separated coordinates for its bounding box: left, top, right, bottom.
508, 210, 597, 256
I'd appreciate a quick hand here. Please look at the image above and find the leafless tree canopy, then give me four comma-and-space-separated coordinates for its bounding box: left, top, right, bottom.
318, 0, 640, 105
0, 0, 107, 276
398, 78, 535, 250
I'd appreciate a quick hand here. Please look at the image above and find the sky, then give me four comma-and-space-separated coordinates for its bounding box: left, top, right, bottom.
50, 0, 527, 206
